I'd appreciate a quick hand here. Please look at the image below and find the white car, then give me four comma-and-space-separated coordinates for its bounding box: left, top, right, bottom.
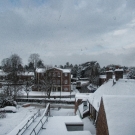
0, 106, 17, 113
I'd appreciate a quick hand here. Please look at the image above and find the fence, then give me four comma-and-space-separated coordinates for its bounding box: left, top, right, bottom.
16, 109, 40, 135
16, 98, 74, 104
29, 103, 50, 135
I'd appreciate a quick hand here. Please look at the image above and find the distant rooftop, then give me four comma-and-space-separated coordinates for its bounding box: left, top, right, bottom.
106, 70, 113, 72
18, 72, 34, 76
36, 68, 46, 73
49, 67, 71, 73
115, 69, 123, 71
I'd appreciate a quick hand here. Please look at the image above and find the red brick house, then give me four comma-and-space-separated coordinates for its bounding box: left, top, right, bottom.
88, 77, 135, 124
18, 71, 34, 81
46, 67, 71, 92
99, 69, 124, 86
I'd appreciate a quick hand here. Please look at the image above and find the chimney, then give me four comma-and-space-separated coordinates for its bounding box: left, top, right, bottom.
115, 69, 123, 81
106, 70, 113, 81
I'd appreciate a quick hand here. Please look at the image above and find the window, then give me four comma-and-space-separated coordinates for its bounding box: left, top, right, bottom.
64, 80, 68, 84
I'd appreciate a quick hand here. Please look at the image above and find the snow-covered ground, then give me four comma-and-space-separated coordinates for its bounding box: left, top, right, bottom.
20, 87, 79, 96
21, 91, 73, 96
0, 106, 39, 135
0, 105, 96, 135
41, 108, 96, 135
50, 108, 75, 116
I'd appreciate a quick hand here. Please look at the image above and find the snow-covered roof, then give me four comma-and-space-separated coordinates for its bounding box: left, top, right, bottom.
88, 79, 135, 111
36, 68, 46, 73
49, 67, 71, 73
106, 70, 113, 73
103, 95, 135, 135
18, 72, 34, 76
39, 115, 92, 135
62, 69, 71, 73
75, 93, 91, 101
99, 75, 106, 79
115, 69, 123, 71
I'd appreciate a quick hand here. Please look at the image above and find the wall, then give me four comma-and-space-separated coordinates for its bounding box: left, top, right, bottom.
62, 72, 71, 92
96, 99, 109, 135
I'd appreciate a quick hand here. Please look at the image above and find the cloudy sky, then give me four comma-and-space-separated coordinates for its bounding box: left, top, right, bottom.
0, 0, 135, 67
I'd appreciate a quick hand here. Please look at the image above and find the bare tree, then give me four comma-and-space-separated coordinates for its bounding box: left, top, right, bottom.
28, 53, 40, 69
1, 83, 12, 99
1, 54, 23, 100
22, 80, 33, 100
40, 70, 53, 99
28, 53, 44, 83
1, 58, 11, 72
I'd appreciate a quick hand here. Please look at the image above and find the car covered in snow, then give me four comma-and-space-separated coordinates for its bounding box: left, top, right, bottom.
0, 106, 17, 113
72, 82, 77, 85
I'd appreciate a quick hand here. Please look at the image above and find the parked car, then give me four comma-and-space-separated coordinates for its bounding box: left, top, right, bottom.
72, 82, 77, 85
0, 106, 17, 113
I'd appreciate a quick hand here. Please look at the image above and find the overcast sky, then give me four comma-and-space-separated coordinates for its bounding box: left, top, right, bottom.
0, 0, 135, 67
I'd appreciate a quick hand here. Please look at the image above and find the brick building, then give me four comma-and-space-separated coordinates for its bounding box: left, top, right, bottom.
106, 70, 113, 80
46, 67, 71, 92
97, 95, 135, 135
99, 69, 124, 86
96, 98, 109, 135
18, 71, 34, 81
114, 69, 123, 81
